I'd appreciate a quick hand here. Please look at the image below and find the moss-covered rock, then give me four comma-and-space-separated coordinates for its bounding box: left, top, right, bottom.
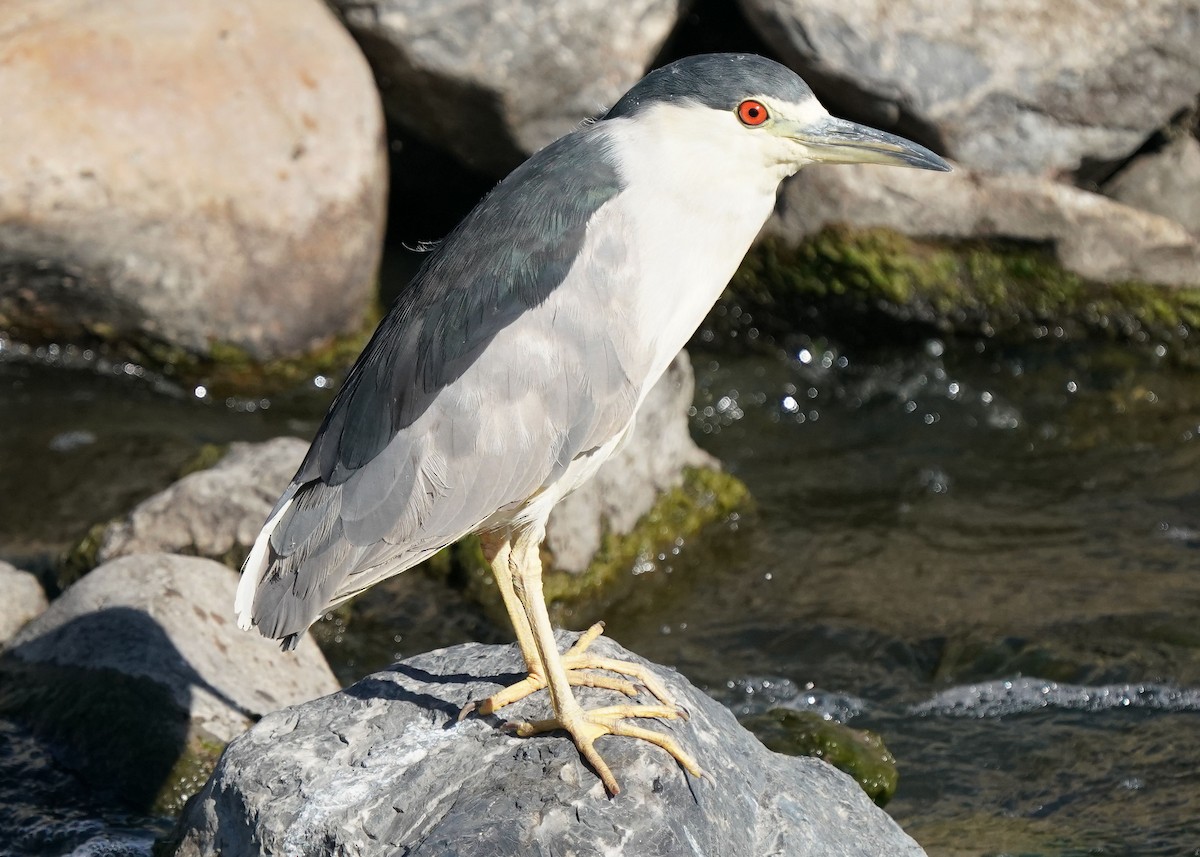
740, 707, 899, 806
453, 466, 751, 626
724, 228, 1200, 357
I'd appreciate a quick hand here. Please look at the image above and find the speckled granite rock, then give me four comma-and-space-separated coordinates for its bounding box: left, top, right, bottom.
170, 634, 925, 856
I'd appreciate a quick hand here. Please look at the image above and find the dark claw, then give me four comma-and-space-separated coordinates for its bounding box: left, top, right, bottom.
675, 704, 691, 721
457, 700, 478, 722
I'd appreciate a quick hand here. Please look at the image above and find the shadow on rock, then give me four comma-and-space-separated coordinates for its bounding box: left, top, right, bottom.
0, 607, 239, 814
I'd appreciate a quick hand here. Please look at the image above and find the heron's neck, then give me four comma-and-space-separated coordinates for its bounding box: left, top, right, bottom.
602, 118, 788, 391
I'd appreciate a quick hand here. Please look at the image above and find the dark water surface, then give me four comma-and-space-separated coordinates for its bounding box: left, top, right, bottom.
2, 333, 1198, 856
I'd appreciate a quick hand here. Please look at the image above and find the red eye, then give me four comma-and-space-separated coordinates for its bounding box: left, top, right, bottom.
737, 100, 769, 126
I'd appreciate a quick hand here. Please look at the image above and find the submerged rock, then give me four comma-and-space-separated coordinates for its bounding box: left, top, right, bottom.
2, 554, 337, 812
170, 633, 925, 856
0, 561, 48, 646
0, 0, 387, 361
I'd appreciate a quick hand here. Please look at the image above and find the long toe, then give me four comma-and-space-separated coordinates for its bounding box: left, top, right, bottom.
513, 703, 706, 795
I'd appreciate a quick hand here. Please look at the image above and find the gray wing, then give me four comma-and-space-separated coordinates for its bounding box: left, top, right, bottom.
240, 127, 645, 644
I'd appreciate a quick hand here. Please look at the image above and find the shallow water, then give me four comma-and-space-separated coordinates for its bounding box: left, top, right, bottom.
2, 333, 1199, 855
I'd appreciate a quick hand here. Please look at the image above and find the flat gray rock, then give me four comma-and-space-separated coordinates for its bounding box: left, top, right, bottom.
332, 0, 683, 174
171, 634, 925, 856
0, 561, 48, 646
0, 0, 386, 360
739, 0, 1200, 175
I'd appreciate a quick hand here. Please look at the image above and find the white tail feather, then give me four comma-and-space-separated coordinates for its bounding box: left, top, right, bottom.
235, 492, 296, 631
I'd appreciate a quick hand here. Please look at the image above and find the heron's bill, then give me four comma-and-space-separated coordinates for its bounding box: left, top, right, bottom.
786, 116, 951, 171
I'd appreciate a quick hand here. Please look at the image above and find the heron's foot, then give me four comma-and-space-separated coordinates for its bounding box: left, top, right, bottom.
509, 702, 706, 795
467, 622, 678, 717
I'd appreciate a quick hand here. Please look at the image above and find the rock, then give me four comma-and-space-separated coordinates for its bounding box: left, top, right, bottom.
738, 0, 1200, 175
544, 351, 717, 574
169, 634, 925, 856
332, 0, 683, 174
96, 438, 310, 566
1105, 135, 1200, 235
2, 554, 338, 811
767, 162, 1200, 287
0, 0, 387, 361
0, 561, 48, 645
10, 553, 338, 741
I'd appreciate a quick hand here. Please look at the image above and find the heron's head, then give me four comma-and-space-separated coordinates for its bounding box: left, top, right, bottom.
604, 54, 949, 181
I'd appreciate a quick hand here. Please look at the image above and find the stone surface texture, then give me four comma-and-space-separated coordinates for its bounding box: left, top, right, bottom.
8, 554, 338, 743
739, 0, 1200, 175
0, 0, 387, 359
0, 562, 48, 646
97, 438, 310, 566
769, 162, 1200, 287
544, 351, 716, 573
1105, 135, 1200, 235
171, 634, 926, 856
332, 0, 685, 174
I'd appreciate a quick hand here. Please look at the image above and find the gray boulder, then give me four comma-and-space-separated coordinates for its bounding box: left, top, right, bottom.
0, 561, 48, 646
739, 0, 1200, 175
170, 633, 925, 856
332, 0, 684, 174
545, 351, 717, 573
1105, 135, 1200, 235
768, 161, 1200, 287
0, 0, 387, 360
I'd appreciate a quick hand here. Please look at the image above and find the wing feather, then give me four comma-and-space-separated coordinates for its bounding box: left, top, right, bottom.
239, 125, 654, 643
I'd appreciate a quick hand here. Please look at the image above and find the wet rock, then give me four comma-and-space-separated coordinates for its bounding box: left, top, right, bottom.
0, 0, 387, 361
331, 0, 683, 174
169, 633, 925, 856
739, 0, 1200, 175
740, 708, 899, 806
545, 351, 717, 574
768, 162, 1200, 287
0, 561, 48, 645
96, 438, 310, 567
1, 554, 337, 811
1105, 135, 1200, 235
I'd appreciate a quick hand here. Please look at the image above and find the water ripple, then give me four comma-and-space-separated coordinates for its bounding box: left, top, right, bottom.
913, 677, 1200, 718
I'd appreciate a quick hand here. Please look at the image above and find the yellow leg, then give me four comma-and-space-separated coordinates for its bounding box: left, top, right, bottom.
460, 536, 643, 722
468, 533, 676, 717
500, 525, 705, 795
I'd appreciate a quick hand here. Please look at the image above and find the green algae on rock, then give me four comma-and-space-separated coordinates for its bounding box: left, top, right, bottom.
726, 227, 1200, 355
740, 707, 899, 806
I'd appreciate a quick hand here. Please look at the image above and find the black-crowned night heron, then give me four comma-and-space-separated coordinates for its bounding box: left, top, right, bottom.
236, 53, 949, 794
